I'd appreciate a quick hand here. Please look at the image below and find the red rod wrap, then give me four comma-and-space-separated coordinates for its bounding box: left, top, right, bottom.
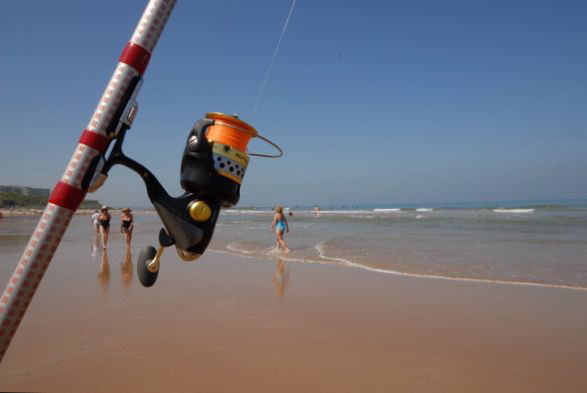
119, 42, 152, 75
78, 130, 110, 153
48, 182, 87, 211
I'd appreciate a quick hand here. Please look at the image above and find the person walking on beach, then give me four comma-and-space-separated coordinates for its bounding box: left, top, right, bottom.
98, 206, 111, 250
271, 206, 290, 253
120, 207, 134, 247
90, 209, 101, 256
90, 210, 100, 234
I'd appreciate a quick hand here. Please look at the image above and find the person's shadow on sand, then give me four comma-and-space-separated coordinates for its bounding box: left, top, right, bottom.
273, 258, 290, 299
97, 250, 110, 293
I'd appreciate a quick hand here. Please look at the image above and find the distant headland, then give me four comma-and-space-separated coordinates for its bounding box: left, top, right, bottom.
0, 185, 101, 212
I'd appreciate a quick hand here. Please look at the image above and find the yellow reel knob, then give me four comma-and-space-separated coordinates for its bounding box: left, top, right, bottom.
188, 200, 212, 222
177, 248, 201, 262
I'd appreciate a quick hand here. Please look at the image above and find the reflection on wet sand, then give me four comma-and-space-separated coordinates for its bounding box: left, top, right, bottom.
272, 258, 289, 299
121, 247, 133, 288
97, 250, 110, 293
91, 233, 100, 258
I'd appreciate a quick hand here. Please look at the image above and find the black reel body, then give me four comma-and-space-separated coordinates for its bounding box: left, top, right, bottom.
97, 114, 250, 287
180, 118, 241, 207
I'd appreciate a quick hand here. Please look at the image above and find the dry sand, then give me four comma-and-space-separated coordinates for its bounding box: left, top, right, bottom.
0, 246, 586, 392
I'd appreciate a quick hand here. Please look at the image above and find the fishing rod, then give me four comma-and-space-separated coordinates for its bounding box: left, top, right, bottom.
0, 0, 282, 363
0, 0, 176, 363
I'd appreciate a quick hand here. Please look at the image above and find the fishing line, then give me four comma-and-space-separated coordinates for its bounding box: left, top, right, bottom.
250, 0, 297, 119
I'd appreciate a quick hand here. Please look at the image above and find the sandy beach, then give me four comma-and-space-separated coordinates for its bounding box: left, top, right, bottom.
0, 215, 585, 392
2, 0, 586, 390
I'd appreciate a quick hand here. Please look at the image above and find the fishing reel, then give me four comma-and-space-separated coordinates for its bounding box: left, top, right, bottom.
89, 108, 281, 287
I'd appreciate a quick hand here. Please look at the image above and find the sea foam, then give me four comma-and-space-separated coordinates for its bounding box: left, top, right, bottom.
492, 208, 535, 214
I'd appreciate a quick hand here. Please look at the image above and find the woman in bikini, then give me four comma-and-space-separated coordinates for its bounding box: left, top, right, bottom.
270, 206, 290, 253
98, 206, 111, 250
120, 207, 134, 247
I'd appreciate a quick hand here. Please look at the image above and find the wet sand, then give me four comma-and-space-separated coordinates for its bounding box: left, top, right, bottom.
0, 227, 586, 392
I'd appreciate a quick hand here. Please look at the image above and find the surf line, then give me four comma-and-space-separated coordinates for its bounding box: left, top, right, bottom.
209, 241, 587, 292
250, 0, 297, 119
209, 245, 586, 292
314, 243, 587, 292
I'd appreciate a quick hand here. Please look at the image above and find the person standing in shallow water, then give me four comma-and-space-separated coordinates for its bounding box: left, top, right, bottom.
271, 206, 290, 253
120, 207, 134, 247
313, 205, 321, 217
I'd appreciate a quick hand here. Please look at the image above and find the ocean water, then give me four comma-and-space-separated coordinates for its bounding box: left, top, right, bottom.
1, 199, 586, 291
209, 200, 587, 290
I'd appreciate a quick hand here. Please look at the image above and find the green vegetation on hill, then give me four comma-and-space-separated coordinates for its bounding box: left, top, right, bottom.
79, 199, 102, 209
0, 192, 101, 209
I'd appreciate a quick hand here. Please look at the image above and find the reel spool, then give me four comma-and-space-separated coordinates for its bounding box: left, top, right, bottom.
181, 112, 282, 207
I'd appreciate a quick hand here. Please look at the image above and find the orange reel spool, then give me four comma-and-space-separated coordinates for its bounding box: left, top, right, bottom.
205, 113, 258, 152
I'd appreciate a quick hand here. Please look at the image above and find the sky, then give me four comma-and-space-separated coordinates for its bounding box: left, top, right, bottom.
0, 0, 586, 208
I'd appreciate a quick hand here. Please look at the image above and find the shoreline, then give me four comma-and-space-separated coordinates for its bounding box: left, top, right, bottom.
2, 212, 585, 293
214, 248, 587, 293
